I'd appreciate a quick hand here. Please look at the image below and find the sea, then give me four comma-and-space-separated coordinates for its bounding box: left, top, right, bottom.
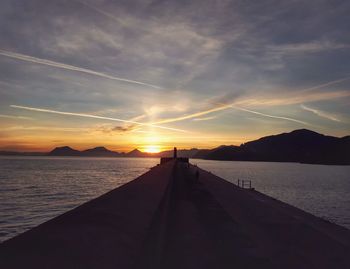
0, 156, 349, 243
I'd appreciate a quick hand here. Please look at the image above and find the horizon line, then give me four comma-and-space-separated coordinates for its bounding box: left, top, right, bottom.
1, 127, 349, 153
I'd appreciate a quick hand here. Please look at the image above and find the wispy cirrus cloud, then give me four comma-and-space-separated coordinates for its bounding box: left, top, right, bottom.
1, 0, 350, 150
0, 49, 161, 89
58, 1, 225, 88
301, 104, 340, 122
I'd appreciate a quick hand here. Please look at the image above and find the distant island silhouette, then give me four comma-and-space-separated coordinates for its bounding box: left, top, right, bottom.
1, 129, 349, 165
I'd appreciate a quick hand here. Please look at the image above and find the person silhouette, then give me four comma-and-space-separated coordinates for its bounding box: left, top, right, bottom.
195, 169, 199, 181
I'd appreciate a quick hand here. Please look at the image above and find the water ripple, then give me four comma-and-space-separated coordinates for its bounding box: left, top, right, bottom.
0, 156, 349, 243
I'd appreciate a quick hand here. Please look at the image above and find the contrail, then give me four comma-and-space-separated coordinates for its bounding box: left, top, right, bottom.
301, 104, 340, 122
302, 76, 350, 91
152, 76, 349, 125
74, 0, 127, 26
153, 104, 232, 124
233, 106, 309, 125
193, 116, 216, 121
0, 49, 161, 89
153, 102, 308, 125
10, 105, 188, 133
0, 114, 32, 120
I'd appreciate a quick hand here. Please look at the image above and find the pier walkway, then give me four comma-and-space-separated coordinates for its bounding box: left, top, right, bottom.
1, 159, 350, 268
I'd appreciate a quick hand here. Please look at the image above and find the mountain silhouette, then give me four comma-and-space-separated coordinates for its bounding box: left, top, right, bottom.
82, 146, 121, 157
204, 129, 350, 164
3, 129, 349, 165
157, 148, 203, 158
48, 146, 81, 156
125, 149, 145, 157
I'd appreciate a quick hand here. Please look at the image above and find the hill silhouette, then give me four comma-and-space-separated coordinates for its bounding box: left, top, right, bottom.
2, 129, 349, 165
203, 129, 350, 164
48, 146, 81, 156
82, 147, 121, 157
125, 149, 146, 157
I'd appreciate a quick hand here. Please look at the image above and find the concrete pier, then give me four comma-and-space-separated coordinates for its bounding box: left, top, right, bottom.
1, 159, 350, 268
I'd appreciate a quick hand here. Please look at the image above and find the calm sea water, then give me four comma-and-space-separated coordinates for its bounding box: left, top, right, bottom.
0, 156, 349, 242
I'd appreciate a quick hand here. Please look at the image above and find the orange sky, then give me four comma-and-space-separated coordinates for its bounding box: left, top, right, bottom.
0, 121, 255, 152
1, 1, 350, 152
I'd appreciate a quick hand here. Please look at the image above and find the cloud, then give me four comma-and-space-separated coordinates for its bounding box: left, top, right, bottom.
111, 125, 136, 132
301, 104, 340, 122
54, 1, 225, 88
0, 49, 161, 89
97, 114, 148, 133
95, 124, 138, 134
10, 105, 188, 133
1, 0, 350, 148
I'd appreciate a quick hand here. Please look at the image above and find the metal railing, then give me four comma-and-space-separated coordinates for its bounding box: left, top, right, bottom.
237, 179, 252, 189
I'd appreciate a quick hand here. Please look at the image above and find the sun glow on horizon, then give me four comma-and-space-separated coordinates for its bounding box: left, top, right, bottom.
143, 145, 161, 153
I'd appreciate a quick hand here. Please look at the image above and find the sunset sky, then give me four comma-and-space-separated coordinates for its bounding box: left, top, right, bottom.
0, 0, 349, 152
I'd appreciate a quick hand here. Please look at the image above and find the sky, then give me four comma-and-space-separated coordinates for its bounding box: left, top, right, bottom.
0, 0, 349, 152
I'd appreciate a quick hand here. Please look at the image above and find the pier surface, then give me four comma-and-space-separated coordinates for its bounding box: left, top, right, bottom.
1, 160, 350, 268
